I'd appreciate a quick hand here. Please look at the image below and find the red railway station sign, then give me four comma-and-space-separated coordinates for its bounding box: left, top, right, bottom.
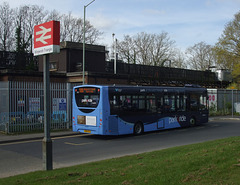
34, 20, 60, 56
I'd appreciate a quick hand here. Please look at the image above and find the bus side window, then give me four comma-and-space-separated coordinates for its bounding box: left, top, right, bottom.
200, 94, 207, 110
177, 95, 186, 112
163, 94, 176, 112
132, 95, 140, 111
176, 95, 180, 111
110, 95, 119, 114
121, 95, 132, 110
146, 94, 156, 113
163, 95, 171, 113
157, 95, 163, 113
190, 94, 200, 111
170, 95, 176, 112
138, 96, 145, 111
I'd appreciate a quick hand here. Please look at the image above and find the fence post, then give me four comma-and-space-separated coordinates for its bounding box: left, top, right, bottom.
7, 81, 10, 134
232, 89, 234, 117
5, 122, 8, 134
67, 83, 71, 129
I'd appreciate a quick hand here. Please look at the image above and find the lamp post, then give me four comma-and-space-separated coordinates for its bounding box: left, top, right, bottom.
83, 0, 95, 85
112, 33, 117, 74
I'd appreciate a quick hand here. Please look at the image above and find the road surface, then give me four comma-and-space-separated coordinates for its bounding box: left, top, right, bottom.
0, 120, 239, 178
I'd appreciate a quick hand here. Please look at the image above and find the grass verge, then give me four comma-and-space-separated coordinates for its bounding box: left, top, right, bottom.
0, 136, 240, 185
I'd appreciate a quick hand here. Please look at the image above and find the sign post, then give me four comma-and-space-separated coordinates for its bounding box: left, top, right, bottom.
34, 20, 60, 170
42, 54, 52, 170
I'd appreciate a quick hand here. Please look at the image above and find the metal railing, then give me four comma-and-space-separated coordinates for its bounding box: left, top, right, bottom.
1, 81, 240, 133
208, 89, 240, 116
0, 81, 73, 133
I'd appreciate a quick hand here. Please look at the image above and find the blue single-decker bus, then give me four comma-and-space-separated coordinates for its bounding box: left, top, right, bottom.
72, 85, 208, 135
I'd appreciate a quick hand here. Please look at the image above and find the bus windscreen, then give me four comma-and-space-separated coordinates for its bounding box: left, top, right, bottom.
75, 87, 100, 108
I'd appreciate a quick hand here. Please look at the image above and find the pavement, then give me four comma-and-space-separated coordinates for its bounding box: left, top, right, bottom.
0, 115, 240, 144
0, 130, 79, 144
208, 115, 240, 121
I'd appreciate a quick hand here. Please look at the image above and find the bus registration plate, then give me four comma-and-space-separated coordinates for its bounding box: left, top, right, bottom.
84, 130, 91, 133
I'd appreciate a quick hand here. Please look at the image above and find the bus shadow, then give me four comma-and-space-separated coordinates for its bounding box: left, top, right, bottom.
85, 134, 136, 140
82, 129, 172, 140
83, 123, 210, 140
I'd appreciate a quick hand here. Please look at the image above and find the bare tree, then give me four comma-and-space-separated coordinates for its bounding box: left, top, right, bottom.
171, 49, 187, 68
149, 32, 175, 66
0, 2, 103, 52
0, 2, 14, 51
134, 32, 153, 65
24, 5, 47, 53
60, 12, 75, 42
186, 42, 216, 70
14, 5, 34, 53
72, 18, 83, 42
117, 35, 138, 64
46, 9, 62, 22
56, 12, 103, 44
85, 20, 103, 44
117, 32, 175, 66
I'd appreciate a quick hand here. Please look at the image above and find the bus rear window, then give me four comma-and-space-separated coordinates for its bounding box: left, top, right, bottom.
75, 87, 100, 108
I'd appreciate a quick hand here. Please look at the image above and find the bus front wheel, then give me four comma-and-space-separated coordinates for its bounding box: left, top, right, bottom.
134, 122, 144, 135
189, 117, 196, 126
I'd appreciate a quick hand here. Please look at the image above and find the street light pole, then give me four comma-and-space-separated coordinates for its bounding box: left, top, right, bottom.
83, 0, 95, 85
112, 33, 117, 74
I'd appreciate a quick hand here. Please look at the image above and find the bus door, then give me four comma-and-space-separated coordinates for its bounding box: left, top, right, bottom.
161, 92, 185, 128
189, 92, 208, 124
109, 94, 136, 135
156, 94, 164, 128
175, 93, 188, 127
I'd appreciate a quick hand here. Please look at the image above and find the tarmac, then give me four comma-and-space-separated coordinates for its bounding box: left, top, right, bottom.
0, 116, 240, 144
0, 115, 239, 179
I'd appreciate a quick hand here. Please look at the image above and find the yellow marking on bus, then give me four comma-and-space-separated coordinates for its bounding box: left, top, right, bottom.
64, 142, 93, 146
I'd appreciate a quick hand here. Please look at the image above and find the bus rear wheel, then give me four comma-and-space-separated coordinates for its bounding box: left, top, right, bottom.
134, 122, 144, 135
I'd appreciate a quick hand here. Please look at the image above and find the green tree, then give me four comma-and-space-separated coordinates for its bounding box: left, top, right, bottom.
231, 63, 240, 89
214, 11, 240, 82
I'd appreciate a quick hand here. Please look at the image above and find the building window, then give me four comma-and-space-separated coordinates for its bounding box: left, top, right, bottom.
49, 61, 58, 71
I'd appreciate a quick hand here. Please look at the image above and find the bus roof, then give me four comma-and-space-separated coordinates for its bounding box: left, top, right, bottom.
74, 84, 207, 94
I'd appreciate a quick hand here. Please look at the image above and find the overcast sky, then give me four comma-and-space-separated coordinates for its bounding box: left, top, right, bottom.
2, 0, 240, 50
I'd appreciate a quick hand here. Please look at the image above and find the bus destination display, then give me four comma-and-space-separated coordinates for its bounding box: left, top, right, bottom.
76, 88, 99, 94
